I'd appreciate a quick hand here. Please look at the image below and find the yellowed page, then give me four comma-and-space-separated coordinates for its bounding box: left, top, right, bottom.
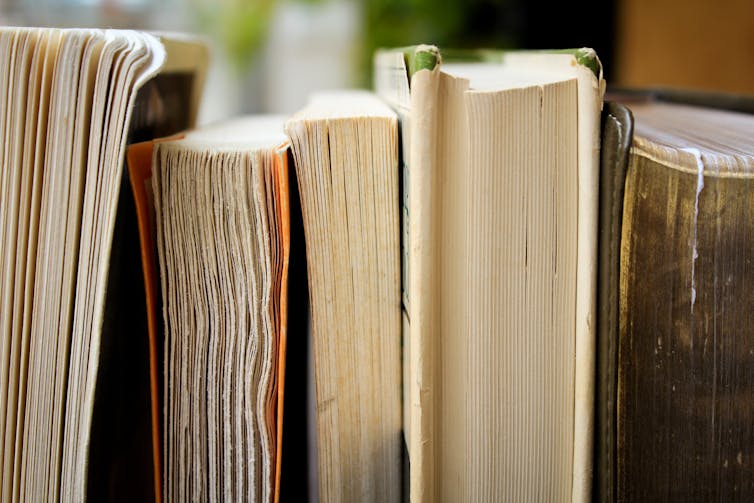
504, 52, 605, 501
286, 92, 401, 503
376, 47, 604, 502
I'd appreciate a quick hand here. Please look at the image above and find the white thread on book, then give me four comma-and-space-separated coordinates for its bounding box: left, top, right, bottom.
681, 147, 705, 311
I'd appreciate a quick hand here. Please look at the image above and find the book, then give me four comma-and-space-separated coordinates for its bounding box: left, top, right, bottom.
127, 90, 400, 503
128, 116, 293, 503
596, 93, 754, 501
374, 45, 605, 502
0, 27, 207, 502
125, 48, 611, 502
284, 91, 402, 502
15, 25, 735, 503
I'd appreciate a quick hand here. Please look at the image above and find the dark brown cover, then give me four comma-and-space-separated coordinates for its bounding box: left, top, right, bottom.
618, 139, 754, 501
597, 91, 754, 501
595, 102, 633, 503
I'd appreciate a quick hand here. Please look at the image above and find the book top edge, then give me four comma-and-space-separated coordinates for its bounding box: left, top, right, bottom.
377, 45, 602, 80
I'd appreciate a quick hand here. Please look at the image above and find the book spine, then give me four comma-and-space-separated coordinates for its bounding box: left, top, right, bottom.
405, 58, 442, 503
594, 102, 633, 503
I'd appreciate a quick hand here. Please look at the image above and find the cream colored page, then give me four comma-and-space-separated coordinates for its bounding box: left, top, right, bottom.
0, 27, 25, 499
0, 41, 19, 460
250, 149, 275, 503
429, 71, 580, 501
23, 30, 92, 502
502, 53, 604, 502
64, 30, 166, 502
0, 29, 28, 346
0, 32, 14, 237
156, 116, 286, 502
153, 121, 285, 502
286, 121, 341, 499
57, 34, 126, 500
286, 95, 401, 502
55, 35, 105, 498
151, 146, 173, 502
0, 31, 28, 502
62, 34, 132, 489
464, 80, 577, 501
434, 70, 469, 502
262, 149, 282, 497
0, 30, 27, 484
17, 30, 59, 503
6, 30, 46, 503
157, 145, 210, 501
64, 31, 142, 501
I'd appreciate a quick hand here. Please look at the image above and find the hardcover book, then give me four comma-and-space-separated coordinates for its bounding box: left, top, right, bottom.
374, 45, 604, 502
596, 92, 754, 501
6, 27, 711, 503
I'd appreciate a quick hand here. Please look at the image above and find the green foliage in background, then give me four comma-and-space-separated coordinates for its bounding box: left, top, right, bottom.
189, 0, 521, 82
191, 0, 277, 71
362, 0, 520, 84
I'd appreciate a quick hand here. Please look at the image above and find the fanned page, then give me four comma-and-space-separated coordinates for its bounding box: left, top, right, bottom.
150, 116, 289, 503
86, 35, 208, 503
0, 27, 207, 502
0, 28, 48, 503
285, 91, 401, 502
618, 102, 754, 501
0, 28, 164, 502
375, 47, 604, 502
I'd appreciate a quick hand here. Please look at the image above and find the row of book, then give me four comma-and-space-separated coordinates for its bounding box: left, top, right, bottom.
0, 27, 752, 502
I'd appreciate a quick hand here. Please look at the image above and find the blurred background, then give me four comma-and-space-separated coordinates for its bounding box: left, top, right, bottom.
1, 0, 751, 124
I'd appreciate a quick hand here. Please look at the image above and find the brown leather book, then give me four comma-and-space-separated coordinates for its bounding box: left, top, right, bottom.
596, 92, 754, 501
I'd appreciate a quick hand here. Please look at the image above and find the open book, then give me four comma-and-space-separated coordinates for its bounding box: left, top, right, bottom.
0, 27, 207, 502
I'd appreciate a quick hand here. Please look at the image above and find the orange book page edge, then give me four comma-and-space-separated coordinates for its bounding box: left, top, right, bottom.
273, 143, 291, 503
126, 135, 183, 503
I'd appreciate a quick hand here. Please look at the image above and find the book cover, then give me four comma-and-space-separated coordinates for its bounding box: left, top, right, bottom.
597, 92, 754, 501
